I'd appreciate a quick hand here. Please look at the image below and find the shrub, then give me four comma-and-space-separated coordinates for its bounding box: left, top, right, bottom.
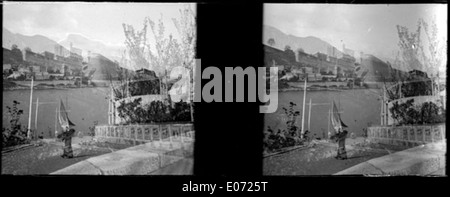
390, 99, 446, 125
263, 102, 309, 153
117, 98, 191, 124
2, 101, 30, 147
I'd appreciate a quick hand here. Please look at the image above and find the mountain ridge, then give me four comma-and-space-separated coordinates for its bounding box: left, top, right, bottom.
2, 27, 123, 63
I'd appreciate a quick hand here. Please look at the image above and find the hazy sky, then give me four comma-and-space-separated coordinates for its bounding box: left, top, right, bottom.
264, 4, 447, 62
3, 2, 195, 47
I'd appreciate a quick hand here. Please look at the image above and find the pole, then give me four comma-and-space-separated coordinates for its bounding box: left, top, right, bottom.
34, 97, 39, 138
301, 75, 307, 138
108, 93, 111, 125
27, 77, 34, 139
308, 98, 312, 131
381, 96, 384, 126
327, 107, 331, 139
55, 106, 58, 138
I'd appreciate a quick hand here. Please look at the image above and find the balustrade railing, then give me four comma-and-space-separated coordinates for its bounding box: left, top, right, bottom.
95, 123, 194, 148
367, 124, 445, 147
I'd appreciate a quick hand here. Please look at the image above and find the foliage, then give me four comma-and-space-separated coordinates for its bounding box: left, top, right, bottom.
2, 101, 30, 147
88, 121, 99, 137
284, 45, 296, 63
420, 101, 446, 124
263, 102, 309, 153
384, 74, 433, 101
116, 98, 191, 124
389, 99, 445, 125
396, 16, 446, 76
401, 80, 432, 97
171, 101, 192, 122
128, 78, 161, 97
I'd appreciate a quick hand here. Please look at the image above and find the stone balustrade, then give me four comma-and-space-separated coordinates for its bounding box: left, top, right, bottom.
367, 124, 445, 147
94, 123, 194, 147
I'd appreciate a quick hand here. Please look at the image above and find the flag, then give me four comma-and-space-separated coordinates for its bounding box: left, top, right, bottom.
330, 100, 347, 132
58, 99, 75, 130
355, 65, 361, 72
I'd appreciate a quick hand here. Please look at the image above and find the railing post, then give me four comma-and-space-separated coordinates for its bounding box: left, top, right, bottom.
169, 125, 173, 148
159, 125, 162, 148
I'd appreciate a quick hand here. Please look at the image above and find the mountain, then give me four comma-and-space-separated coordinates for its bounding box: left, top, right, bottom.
2, 28, 124, 63
263, 25, 345, 58
58, 34, 124, 62
2, 27, 58, 53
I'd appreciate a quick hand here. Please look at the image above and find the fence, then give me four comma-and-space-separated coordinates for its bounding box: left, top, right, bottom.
94, 123, 194, 147
367, 124, 445, 147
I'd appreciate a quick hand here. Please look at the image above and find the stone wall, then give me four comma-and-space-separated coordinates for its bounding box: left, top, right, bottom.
94, 123, 194, 147
367, 124, 445, 147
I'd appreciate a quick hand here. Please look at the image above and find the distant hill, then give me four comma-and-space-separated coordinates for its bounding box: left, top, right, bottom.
2, 27, 124, 63
263, 25, 345, 59
2, 27, 58, 53
59, 34, 124, 62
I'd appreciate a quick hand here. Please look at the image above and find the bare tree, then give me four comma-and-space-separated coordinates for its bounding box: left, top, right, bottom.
396, 16, 446, 76
172, 5, 196, 121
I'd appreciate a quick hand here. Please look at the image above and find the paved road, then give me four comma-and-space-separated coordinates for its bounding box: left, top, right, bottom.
1, 143, 109, 175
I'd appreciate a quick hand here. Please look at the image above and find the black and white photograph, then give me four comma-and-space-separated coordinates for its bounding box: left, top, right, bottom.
263, 4, 446, 176
1, 1, 448, 192
2, 2, 196, 175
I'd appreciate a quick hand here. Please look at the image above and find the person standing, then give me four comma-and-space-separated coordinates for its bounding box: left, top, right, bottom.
331, 128, 348, 160
58, 126, 76, 158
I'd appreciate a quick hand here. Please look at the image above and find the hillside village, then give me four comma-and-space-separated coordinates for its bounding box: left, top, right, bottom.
263, 25, 415, 89
2, 39, 134, 89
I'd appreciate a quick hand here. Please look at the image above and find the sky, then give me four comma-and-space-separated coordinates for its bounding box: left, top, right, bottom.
264, 4, 447, 65
3, 2, 195, 48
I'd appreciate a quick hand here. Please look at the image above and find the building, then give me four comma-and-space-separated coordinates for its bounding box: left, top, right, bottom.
54, 44, 70, 57
328, 56, 338, 64
42, 51, 55, 60
315, 52, 327, 61
70, 42, 82, 57
23, 49, 46, 67
327, 45, 339, 58
337, 54, 356, 70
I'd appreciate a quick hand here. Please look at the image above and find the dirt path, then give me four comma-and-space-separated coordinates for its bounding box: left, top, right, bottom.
2, 143, 110, 175
263, 143, 390, 175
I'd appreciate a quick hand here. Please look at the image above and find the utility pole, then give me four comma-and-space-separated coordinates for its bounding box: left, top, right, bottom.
301, 72, 307, 139
308, 98, 312, 131
27, 77, 34, 139
34, 97, 39, 138
327, 107, 331, 139
55, 106, 58, 139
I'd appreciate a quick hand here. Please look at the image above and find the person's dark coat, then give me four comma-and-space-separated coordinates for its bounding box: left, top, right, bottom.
330, 130, 348, 160
58, 128, 75, 158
